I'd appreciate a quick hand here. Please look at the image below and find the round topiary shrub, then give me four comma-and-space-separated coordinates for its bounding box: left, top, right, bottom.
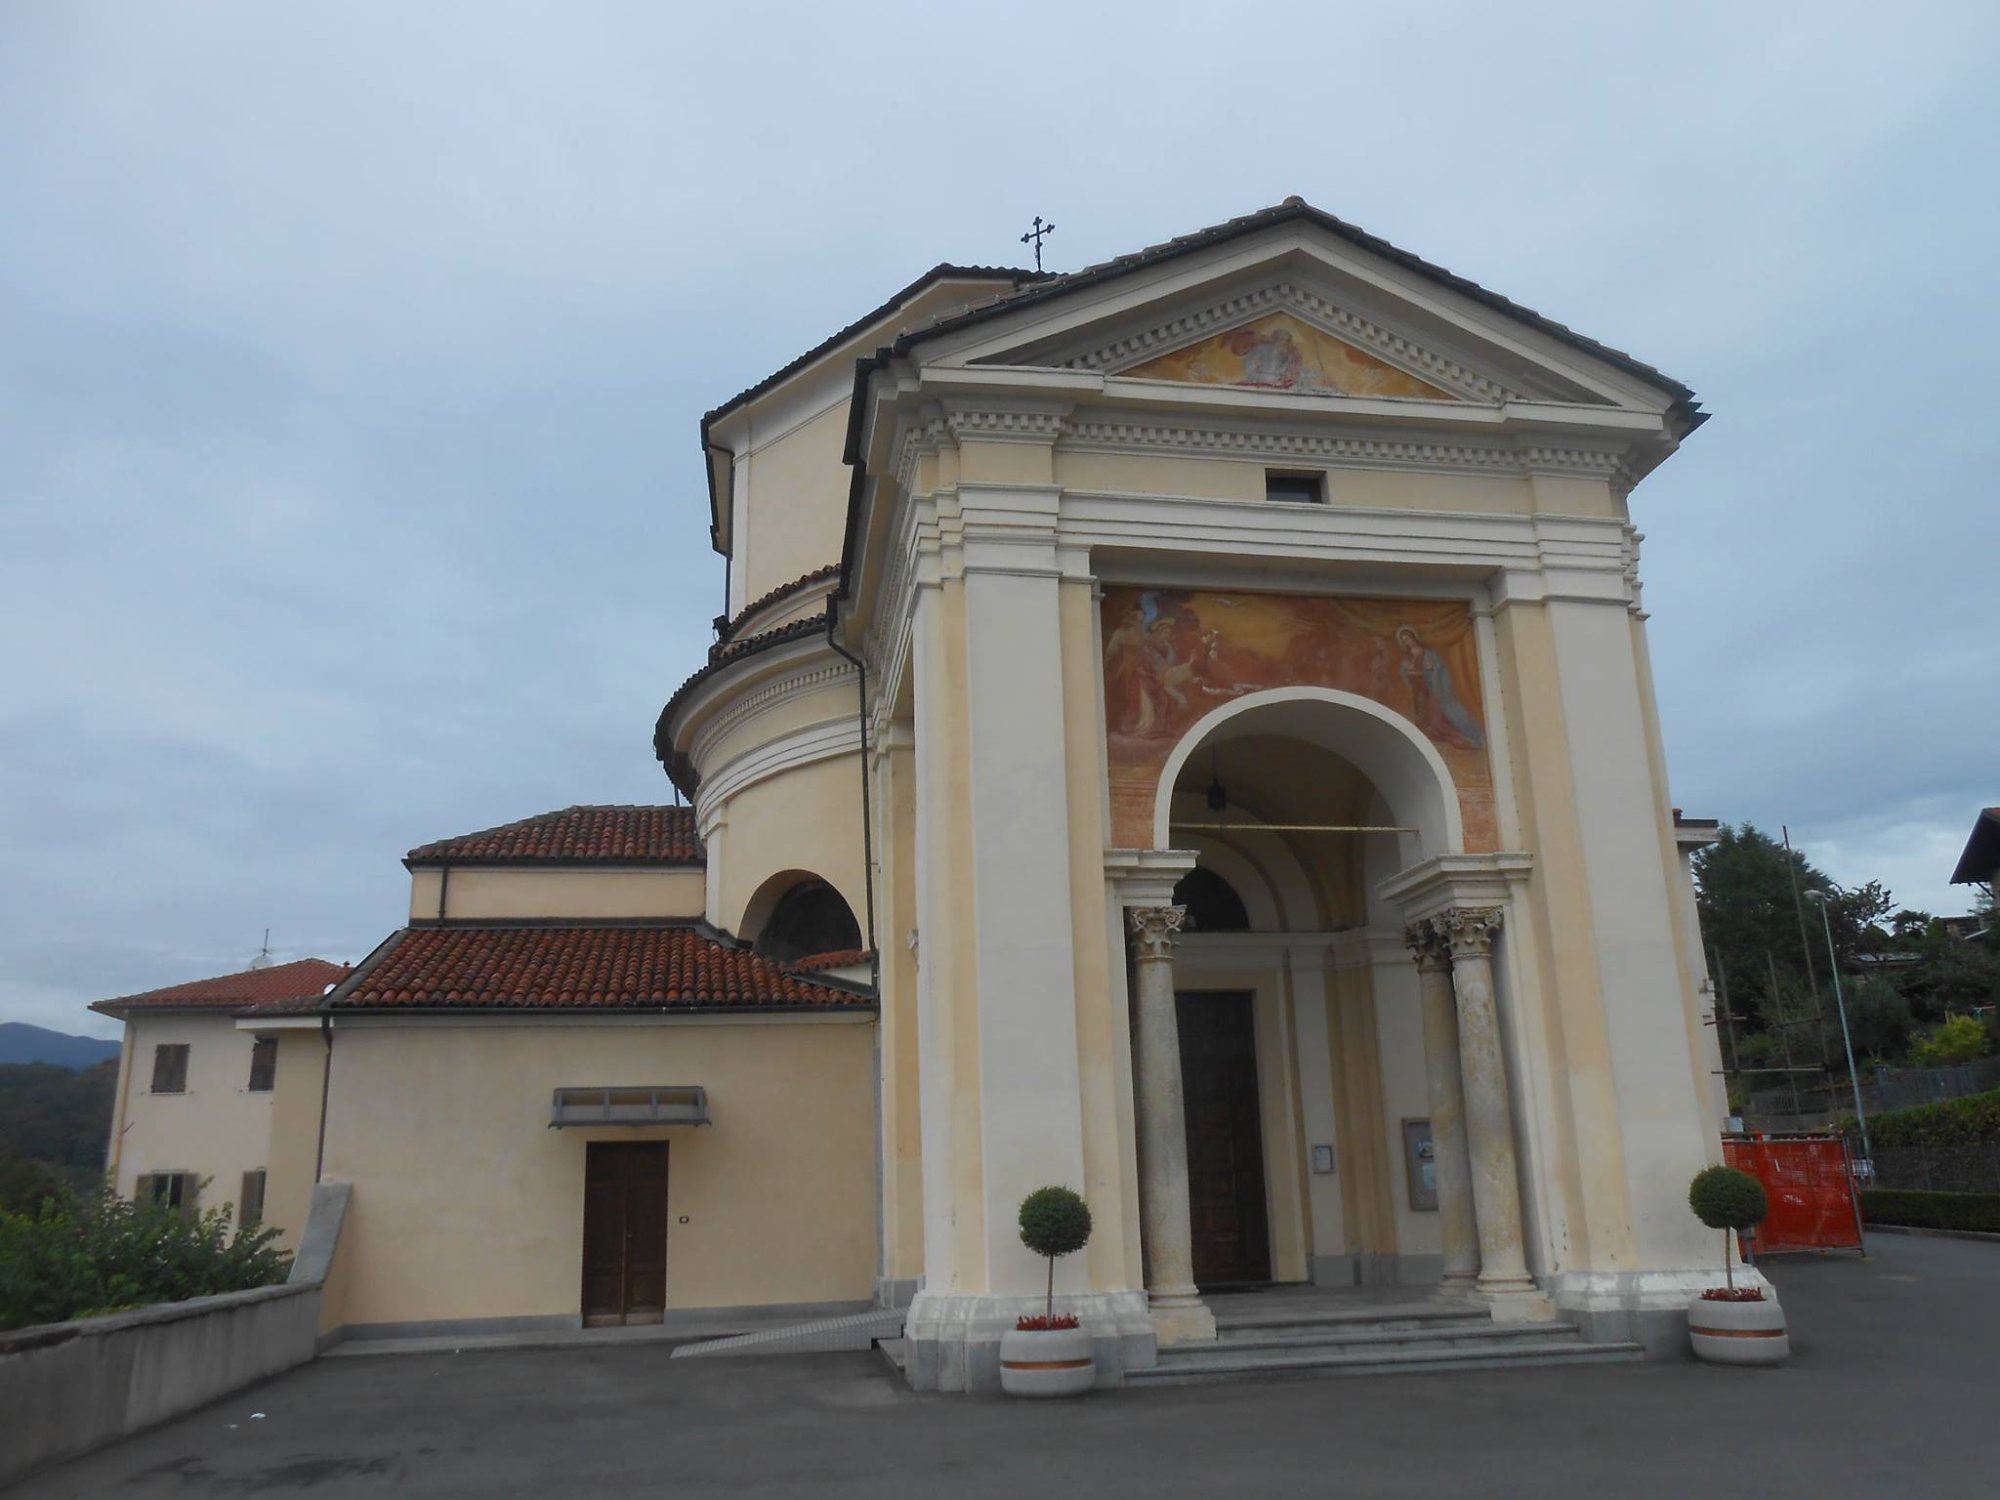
1688, 1165, 1767, 1293
1018, 1185, 1092, 1323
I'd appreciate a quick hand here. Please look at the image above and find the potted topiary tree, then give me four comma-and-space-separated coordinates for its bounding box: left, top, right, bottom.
1686, 1164, 1788, 1365
998, 1185, 1095, 1397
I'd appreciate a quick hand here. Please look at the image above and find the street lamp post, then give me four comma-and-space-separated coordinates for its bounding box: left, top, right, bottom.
1804, 888, 1872, 1169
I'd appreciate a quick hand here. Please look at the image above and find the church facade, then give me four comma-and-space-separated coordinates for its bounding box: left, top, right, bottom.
98, 199, 1734, 1390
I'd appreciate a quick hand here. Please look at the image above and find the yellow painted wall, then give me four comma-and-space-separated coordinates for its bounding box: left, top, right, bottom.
263, 1028, 327, 1252
713, 753, 869, 941
407, 867, 706, 922
736, 400, 851, 604
319, 1018, 879, 1327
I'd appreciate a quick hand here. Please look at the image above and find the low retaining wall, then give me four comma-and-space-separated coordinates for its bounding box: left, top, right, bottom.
0, 1181, 350, 1490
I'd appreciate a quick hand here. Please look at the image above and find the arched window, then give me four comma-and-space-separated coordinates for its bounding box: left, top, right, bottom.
1174, 865, 1250, 933
752, 879, 862, 964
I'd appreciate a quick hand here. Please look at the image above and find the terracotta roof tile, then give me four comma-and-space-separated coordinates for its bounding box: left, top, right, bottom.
92, 958, 348, 1015
407, 806, 700, 867
780, 948, 875, 974
331, 925, 868, 1011
717, 565, 841, 643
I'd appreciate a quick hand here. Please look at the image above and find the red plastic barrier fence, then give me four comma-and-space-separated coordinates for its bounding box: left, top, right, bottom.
1722, 1134, 1864, 1254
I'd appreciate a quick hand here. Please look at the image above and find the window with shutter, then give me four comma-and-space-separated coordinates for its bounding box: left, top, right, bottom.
248, 1037, 277, 1092
239, 1170, 266, 1229
150, 1044, 189, 1094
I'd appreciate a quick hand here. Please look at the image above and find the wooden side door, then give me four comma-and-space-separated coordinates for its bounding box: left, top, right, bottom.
1176, 991, 1273, 1286
582, 1142, 669, 1326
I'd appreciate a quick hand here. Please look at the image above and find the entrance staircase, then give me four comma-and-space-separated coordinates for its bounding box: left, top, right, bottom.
1127, 1291, 1641, 1387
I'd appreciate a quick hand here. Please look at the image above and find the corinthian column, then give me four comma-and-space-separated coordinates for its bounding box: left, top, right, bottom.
1442, 906, 1536, 1300
1404, 919, 1479, 1293
1128, 905, 1216, 1345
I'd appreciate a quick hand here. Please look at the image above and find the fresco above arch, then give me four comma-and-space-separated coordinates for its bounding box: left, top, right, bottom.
1100, 587, 1497, 851
1120, 313, 1455, 400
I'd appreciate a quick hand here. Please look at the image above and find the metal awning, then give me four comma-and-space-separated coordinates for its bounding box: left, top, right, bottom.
549, 1086, 710, 1128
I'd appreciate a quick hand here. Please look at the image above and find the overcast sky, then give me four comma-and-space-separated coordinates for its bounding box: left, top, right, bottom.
4, 3, 1996, 1038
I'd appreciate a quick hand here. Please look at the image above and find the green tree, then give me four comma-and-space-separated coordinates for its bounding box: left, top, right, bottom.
0, 1149, 64, 1217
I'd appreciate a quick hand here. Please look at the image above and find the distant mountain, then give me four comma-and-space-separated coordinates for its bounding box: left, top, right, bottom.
0, 1023, 121, 1069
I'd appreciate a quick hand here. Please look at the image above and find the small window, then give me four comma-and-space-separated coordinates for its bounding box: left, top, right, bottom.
150, 1044, 189, 1094
239, 1170, 267, 1229
136, 1171, 196, 1213
1265, 470, 1325, 504
248, 1037, 277, 1092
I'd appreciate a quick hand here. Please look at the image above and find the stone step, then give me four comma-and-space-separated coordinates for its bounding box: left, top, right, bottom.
1212, 1302, 1487, 1334
1128, 1337, 1644, 1387
1211, 1320, 1586, 1356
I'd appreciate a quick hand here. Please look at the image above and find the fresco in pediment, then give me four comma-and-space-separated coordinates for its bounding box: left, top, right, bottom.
1100, 587, 1496, 851
1121, 313, 1455, 400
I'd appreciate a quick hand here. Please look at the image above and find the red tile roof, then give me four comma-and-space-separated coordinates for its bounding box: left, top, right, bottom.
718, 564, 840, 643
91, 958, 349, 1016
406, 806, 700, 867
330, 925, 869, 1011
780, 948, 875, 974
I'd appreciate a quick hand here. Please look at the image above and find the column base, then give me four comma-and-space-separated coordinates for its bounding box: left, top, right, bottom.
1548, 1267, 1775, 1357
1147, 1287, 1217, 1345
900, 1289, 1156, 1393
1476, 1280, 1559, 1323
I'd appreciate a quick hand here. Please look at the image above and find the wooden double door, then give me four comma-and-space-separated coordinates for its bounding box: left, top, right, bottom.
582, 1142, 669, 1326
1176, 991, 1272, 1286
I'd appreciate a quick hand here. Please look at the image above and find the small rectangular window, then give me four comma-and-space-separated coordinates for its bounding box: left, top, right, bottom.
239, 1170, 267, 1229
1265, 471, 1326, 504
248, 1037, 277, 1092
139, 1171, 195, 1213
150, 1044, 189, 1094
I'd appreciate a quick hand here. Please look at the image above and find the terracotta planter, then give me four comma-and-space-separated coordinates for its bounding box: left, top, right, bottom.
998, 1323, 1095, 1397
1688, 1292, 1789, 1365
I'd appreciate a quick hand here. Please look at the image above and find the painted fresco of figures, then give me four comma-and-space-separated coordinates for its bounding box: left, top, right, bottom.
1395, 625, 1484, 752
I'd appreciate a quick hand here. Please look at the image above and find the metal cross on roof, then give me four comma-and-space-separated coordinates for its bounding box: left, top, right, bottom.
1020, 215, 1055, 272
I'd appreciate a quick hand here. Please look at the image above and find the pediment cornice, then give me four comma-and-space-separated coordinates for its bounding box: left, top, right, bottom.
1053, 280, 1524, 405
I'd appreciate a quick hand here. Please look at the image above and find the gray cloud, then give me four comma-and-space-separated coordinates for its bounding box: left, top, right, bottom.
4, 1, 1996, 1037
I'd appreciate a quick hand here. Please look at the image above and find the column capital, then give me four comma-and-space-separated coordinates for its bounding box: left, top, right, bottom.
1402, 918, 1451, 972
1441, 905, 1504, 959
1128, 904, 1187, 961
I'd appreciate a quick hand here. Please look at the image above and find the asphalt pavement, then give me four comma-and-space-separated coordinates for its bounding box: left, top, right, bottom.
14, 1232, 1996, 1499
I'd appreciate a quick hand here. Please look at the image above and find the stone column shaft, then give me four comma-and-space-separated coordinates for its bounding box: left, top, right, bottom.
1406, 921, 1479, 1292
1128, 905, 1216, 1345
1443, 907, 1535, 1297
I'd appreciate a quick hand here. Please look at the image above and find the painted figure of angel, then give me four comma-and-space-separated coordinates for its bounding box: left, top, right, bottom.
1395, 625, 1484, 752
1221, 325, 1304, 389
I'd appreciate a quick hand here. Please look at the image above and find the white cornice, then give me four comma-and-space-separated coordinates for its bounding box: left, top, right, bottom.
695, 716, 864, 822
1053, 280, 1526, 404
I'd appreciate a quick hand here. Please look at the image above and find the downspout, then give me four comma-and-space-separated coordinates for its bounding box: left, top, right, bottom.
314, 1015, 334, 1183
825, 597, 888, 1304
823, 601, 880, 982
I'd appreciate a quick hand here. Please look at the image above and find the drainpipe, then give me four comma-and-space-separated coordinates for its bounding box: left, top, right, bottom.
824, 601, 880, 985
314, 1015, 334, 1183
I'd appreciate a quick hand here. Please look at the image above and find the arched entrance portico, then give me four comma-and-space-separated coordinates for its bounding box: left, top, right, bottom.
1113, 689, 1543, 1343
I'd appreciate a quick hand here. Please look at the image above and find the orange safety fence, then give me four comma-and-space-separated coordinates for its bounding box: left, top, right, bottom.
1722, 1134, 1865, 1255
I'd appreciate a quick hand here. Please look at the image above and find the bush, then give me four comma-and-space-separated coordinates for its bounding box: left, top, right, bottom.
0, 1187, 291, 1333
1909, 1015, 1992, 1067
1855, 1088, 2000, 1149
0, 1149, 64, 1217
1861, 1188, 2000, 1235
1017, 1185, 1092, 1323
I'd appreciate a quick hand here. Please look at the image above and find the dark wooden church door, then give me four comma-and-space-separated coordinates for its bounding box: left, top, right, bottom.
1176, 991, 1272, 1285
582, 1142, 669, 1326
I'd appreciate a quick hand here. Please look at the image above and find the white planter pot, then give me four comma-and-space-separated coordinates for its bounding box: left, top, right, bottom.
1688, 1292, 1789, 1365
998, 1324, 1096, 1397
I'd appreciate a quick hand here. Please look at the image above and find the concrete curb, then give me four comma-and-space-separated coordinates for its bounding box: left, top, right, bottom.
1863, 1223, 2000, 1245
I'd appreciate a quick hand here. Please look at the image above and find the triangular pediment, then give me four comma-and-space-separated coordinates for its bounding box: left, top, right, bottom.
1120, 311, 1458, 401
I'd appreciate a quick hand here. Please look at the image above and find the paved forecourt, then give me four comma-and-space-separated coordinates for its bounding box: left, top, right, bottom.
16, 1234, 1999, 1499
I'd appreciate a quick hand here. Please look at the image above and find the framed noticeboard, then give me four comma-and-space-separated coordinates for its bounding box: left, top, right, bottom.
1402, 1118, 1438, 1212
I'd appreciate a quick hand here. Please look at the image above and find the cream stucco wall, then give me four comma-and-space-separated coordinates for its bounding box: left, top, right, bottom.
111, 1013, 277, 1231
407, 866, 706, 922
318, 1017, 878, 1328
709, 752, 868, 942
